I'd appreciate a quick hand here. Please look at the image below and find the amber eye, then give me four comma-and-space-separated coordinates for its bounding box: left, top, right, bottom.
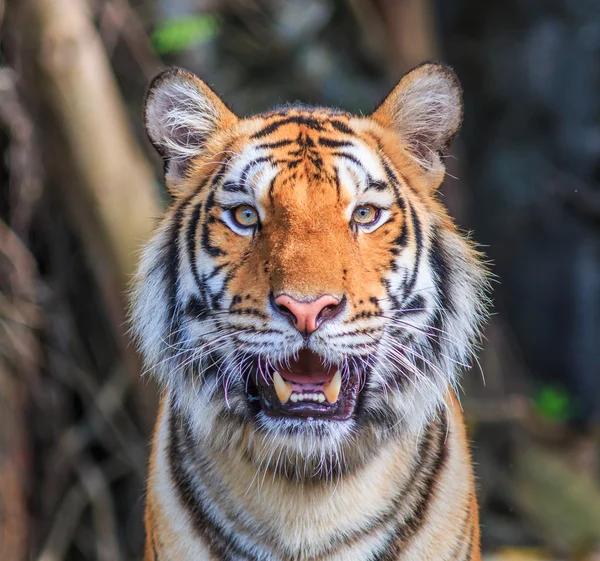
233, 205, 259, 227
353, 205, 378, 225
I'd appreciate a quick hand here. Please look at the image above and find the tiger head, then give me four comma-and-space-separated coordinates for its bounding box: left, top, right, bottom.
132, 63, 489, 479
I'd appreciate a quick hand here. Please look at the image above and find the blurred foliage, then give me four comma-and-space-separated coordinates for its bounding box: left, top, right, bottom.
535, 386, 572, 422
151, 14, 220, 55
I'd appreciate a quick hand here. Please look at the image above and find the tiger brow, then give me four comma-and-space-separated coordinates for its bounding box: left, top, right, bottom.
222, 180, 249, 194
222, 156, 274, 195
364, 180, 389, 193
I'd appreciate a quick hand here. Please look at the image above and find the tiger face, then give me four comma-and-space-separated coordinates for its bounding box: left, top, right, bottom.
132, 63, 488, 479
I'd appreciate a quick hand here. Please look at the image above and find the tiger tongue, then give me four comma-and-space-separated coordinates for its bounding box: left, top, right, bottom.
277, 349, 337, 384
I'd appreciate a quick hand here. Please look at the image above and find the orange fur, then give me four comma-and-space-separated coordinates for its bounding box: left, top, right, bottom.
134, 62, 488, 560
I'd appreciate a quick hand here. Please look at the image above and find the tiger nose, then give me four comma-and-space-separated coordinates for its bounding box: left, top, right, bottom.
273, 294, 343, 335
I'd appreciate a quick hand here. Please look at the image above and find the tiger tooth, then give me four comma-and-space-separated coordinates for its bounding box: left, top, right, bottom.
273, 371, 293, 403
324, 371, 342, 404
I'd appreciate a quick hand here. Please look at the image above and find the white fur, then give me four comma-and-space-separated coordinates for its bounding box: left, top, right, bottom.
146, 79, 221, 161
378, 64, 462, 171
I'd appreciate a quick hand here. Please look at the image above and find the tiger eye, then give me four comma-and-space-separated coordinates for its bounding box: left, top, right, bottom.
233, 205, 259, 227
353, 205, 377, 224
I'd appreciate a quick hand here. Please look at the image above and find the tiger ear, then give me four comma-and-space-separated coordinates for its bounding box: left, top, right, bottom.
143, 68, 236, 187
371, 62, 462, 173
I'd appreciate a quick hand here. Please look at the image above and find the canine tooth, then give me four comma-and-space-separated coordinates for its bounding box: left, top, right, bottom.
273, 371, 293, 403
290, 393, 299, 403
324, 371, 342, 404
318, 394, 325, 403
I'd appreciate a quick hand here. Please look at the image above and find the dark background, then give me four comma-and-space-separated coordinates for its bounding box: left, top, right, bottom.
1, 0, 599, 559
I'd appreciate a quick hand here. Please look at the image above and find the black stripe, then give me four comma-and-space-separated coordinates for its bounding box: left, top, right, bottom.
403, 200, 423, 297
186, 203, 205, 290
168, 405, 252, 560
222, 181, 247, 193
375, 411, 449, 560
207, 263, 227, 280
333, 167, 342, 200
429, 228, 454, 314
381, 277, 402, 311
428, 228, 454, 357
392, 194, 408, 248
227, 308, 268, 319
251, 115, 325, 139
190, 145, 235, 198
379, 147, 420, 197
200, 189, 225, 257
365, 180, 388, 192
256, 138, 294, 149
318, 137, 353, 148
397, 294, 426, 315
185, 295, 211, 321
381, 159, 396, 183
331, 151, 364, 168
166, 207, 184, 315
267, 175, 278, 205
163, 198, 192, 346
229, 326, 285, 336
207, 277, 230, 310
330, 120, 354, 134
238, 156, 272, 186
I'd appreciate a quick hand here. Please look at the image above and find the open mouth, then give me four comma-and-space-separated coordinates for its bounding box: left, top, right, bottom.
253, 349, 359, 421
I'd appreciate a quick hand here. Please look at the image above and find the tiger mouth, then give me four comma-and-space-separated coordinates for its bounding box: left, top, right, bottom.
252, 349, 359, 421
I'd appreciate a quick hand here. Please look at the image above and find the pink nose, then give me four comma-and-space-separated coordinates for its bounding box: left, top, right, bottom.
273, 294, 342, 334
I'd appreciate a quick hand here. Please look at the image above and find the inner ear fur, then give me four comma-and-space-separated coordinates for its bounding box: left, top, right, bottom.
372, 62, 463, 175
143, 67, 236, 188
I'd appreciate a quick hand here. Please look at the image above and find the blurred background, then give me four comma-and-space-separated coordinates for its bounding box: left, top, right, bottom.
1, 0, 600, 559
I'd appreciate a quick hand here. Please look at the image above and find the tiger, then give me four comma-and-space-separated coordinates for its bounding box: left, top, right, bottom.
131, 61, 490, 561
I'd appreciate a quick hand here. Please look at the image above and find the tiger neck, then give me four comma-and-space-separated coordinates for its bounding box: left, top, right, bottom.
149, 392, 475, 560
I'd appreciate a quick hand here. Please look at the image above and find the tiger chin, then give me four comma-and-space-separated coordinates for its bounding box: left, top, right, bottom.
131, 62, 490, 561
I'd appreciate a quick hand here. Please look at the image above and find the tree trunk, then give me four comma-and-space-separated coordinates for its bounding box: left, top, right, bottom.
6, 0, 164, 427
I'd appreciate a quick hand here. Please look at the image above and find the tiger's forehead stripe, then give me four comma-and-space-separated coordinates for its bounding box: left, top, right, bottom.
249, 107, 354, 137
194, 117, 403, 214
172, 114, 427, 300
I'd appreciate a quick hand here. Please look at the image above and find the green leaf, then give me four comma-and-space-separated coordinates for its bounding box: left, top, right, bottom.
152, 14, 220, 55
534, 386, 572, 422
